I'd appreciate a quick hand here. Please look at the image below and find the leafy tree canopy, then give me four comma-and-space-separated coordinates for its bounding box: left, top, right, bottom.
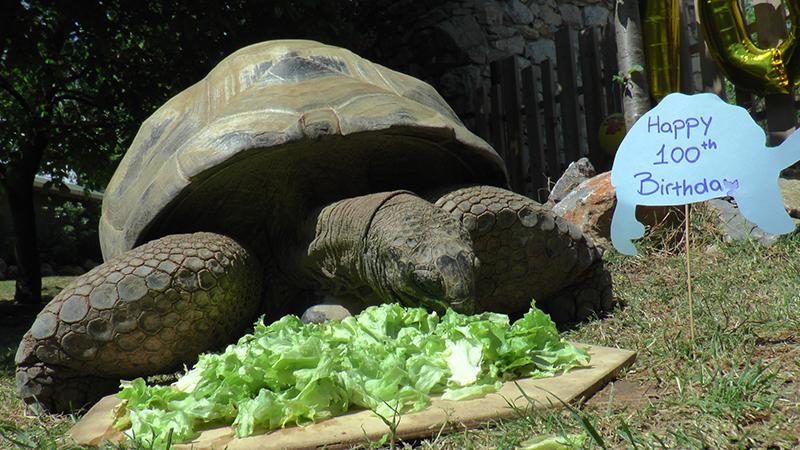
1, 0, 364, 189
0, 0, 366, 303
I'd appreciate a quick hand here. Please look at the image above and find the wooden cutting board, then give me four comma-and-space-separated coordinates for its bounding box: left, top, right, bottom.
67, 343, 636, 449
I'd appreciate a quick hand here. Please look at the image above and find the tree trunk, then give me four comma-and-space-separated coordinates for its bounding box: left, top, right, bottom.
2, 127, 47, 305
614, 0, 652, 130
3, 172, 42, 304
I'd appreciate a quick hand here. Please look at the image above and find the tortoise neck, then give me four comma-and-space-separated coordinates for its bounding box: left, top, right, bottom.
300, 191, 408, 302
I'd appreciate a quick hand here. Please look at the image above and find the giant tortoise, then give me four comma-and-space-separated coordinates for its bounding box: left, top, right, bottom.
16, 40, 612, 412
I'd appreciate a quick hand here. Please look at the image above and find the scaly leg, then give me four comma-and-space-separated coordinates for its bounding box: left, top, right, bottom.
428, 185, 611, 322
15, 232, 262, 413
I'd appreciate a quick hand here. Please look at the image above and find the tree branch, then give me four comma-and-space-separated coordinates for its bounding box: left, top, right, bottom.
0, 75, 30, 111
54, 120, 116, 132
52, 90, 100, 108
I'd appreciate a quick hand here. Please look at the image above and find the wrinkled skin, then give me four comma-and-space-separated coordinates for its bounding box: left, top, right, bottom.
299, 191, 477, 314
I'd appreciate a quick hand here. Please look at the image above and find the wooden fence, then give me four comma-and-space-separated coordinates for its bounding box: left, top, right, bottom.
476, 0, 800, 202
472, 26, 622, 202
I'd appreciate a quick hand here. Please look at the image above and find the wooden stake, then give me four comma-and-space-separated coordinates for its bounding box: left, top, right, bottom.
685, 203, 695, 342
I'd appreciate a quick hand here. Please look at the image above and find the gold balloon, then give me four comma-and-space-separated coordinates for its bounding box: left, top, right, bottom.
643, 0, 681, 101
697, 0, 800, 95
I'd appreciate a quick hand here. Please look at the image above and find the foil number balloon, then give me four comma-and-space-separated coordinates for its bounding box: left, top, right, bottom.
697, 0, 800, 95
644, 0, 682, 101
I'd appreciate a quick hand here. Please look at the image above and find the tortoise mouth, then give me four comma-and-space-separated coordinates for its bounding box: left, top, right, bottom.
394, 253, 477, 315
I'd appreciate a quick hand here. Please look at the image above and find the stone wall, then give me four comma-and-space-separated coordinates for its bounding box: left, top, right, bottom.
364, 0, 614, 128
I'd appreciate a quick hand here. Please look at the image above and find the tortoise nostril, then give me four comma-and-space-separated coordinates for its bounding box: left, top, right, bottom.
412, 269, 444, 297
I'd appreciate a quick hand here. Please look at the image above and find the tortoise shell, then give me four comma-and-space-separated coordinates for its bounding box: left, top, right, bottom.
100, 40, 507, 263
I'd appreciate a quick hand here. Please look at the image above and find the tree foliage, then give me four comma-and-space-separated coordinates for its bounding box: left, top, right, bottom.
0, 0, 367, 303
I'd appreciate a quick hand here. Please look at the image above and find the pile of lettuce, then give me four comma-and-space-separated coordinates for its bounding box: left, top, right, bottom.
113, 302, 589, 446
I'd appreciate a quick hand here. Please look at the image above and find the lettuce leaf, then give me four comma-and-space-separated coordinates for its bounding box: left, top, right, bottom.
114, 301, 588, 447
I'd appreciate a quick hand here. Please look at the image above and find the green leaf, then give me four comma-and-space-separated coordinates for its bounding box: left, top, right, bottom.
116, 301, 590, 445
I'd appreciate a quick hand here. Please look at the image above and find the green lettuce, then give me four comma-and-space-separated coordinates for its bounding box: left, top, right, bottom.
114, 302, 589, 447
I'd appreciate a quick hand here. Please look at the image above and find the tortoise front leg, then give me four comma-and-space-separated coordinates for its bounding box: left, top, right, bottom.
15, 232, 262, 413
427, 186, 612, 322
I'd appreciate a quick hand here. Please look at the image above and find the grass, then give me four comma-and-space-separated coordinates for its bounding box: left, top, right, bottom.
0, 276, 75, 304
0, 207, 799, 448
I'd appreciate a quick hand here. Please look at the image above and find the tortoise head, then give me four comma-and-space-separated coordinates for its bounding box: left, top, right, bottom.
368, 193, 478, 314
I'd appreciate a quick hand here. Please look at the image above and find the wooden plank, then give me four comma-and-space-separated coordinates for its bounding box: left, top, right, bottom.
489, 61, 507, 161
540, 58, 560, 181
753, 0, 796, 145
579, 27, 609, 171
591, 27, 610, 116
694, 0, 727, 97
556, 27, 582, 164
473, 85, 490, 142
500, 56, 526, 193
521, 65, 548, 200
678, 0, 695, 92
735, 87, 753, 110
68, 344, 637, 450
602, 22, 622, 114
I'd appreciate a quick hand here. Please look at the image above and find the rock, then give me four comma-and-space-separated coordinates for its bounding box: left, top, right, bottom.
559, 4, 583, 27
476, 1, 504, 26
779, 177, 800, 222
300, 304, 353, 324
553, 172, 800, 250
540, 5, 563, 28
584, 5, 611, 27
526, 39, 556, 64
546, 157, 596, 206
7, 265, 18, 280
552, 172, 677, 249
492, 36, 525, 55
487, 25, 517, 39
436, 15, 487, 51
705, 199, 780, 246
697, 177, 800, 246
519, 25, 540, 40
41, 263, 54, 277
504, 0, 534, 25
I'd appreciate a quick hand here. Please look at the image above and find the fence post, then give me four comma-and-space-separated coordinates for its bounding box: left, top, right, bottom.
580, 27, 610, 171
521, 65, 548, 200
678, 0, 696, 93
753, 0, 796, 145
603, 21, 623, 113
555, 28, 583, 163
540, 59, 561, 180
499, 57, 526, 193
473, 85, 490, 142
489, 62, 508, 173
693, 0, 727, 97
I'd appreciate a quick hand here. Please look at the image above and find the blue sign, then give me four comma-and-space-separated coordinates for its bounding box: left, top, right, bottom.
611, 93, 799, 255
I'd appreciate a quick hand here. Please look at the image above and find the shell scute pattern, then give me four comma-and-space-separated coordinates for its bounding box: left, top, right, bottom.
16, 233, 261, 377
